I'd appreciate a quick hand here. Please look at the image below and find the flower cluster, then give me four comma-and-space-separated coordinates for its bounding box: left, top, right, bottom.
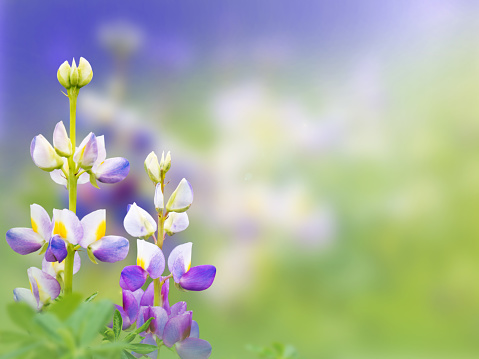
114, 151, 216, 358
6, 58, 130, 310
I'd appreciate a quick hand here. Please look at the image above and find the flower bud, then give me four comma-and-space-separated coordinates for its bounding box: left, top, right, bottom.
77, 57, 93, 88
160, 151, 171, 173
69, 58, 79, 87
73, 132, 98, 170
166, 178, 193, 213
30, 135, 64, 172
53, 121, 73, 157
57, 61, 71, 89
144, 151, 161, 183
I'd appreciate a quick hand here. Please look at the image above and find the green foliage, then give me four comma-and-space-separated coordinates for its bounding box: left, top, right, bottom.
0, 294, 159, 359
247, 342, 301, 359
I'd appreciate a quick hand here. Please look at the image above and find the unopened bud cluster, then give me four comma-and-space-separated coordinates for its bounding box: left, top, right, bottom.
57, 57, 93, 90
144, 150, 171, 184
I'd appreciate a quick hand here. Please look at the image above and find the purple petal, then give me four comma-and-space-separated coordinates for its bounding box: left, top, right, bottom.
6, 228, 44, 255
141, 282, 154, 307
123, 290, 140, 323
90, 235, 129, 263
96, 157, 130, 184
161, 277, 170, 314
44, 235, 67, 263
168, 243, 192, 283
149, 306, 169, 338
163, 311, 192, 347
169, 302, 187, 318
120, 265, 148, 291
176, 338, 212, 359
179, 265, 216, 291
190, 320, 199, 339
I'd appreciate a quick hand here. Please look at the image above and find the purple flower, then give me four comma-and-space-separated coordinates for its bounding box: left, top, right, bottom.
79, 209, 129, 263
167, 243, 216, 291
119, 239, 165, 291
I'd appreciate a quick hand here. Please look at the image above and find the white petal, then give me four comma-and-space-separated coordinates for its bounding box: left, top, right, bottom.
123, 203, 157, 238
167, 242, 192, 282
154, 183, 164, 212
73, 132, 98, 170
30, 204, 52, 241
164, 212, 189, 235
53, 121, 73, 157
166, 178, 193, 213
57, 61, 71, 88
28, 267, 61, 305
13, 288, 38, 310
52, 209, 83, 245
31, 135, 63, 171
79, 209, 106, 248
42, 252, 81, 277
136, 239, 164, 278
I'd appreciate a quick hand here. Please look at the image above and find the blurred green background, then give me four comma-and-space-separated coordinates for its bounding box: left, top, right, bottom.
2, 1, 479, 358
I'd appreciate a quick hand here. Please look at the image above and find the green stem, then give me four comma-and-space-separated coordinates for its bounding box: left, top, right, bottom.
63, 244, 75, 295
154, 174, 166, 305
64, 87, 79, 295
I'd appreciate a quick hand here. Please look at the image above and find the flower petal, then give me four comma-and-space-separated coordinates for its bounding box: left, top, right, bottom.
179, 265, 216, 291
144, 151, 161, 183
167, 242, 192, 283
13, 288, 38, 310
95, 157, 130, 184
149, 306, 169, 338
163, 311, 193, 347
79, 209, 106, 248
78, 57, 93, 88
93, 135, 107, 168
53, 121, 73, 157
44, 235, 67, 263
176, 338, 212, 359
190, 320, 199, 339
169, 301, 187, 318
120, 265, 148, 291
166, 178, 193, 213
161, 277, 170, 314
137, 239, 165, 279
42, 252, 81, 277
52, 209, 83, 245
50, 168, 67, 186
30, 134, 64, 171
28, 267, 61, 307
124, 203, 157, 238
73, 132, 98, 170
164, 212, 189, 236
140, 281, 155, 307
90, 235, 129, 263
154, 183, 164, 212
123, 290, 140, 324
6, 228, 44, 255
30, 204, 53, 241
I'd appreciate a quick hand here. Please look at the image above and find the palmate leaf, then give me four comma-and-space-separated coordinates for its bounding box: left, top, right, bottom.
48, 293, 83, 321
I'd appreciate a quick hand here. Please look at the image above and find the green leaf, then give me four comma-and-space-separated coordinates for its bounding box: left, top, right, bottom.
127, 343, 158, 354
84, 292, 99, 303
121, 350, 137, 359
6, 302, 35, 332
0, 330, 31, 344
87, 247, 99, 264
89, 172, 100, 189
33, 313, 64, 343
0, 342, 41, 359
133, 317, 153, 335
102, 328, 115, 342
47, 292, 83, 321
113, 310, 122, 340
38, 241, 49, 255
